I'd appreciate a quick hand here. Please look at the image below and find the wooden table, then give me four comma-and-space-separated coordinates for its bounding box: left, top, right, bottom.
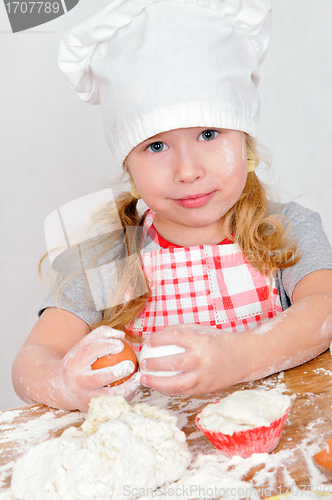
1, 350, 332, 497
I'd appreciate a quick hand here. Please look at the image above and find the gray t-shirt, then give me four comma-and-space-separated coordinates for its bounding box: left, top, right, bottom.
38, 201, 332, 326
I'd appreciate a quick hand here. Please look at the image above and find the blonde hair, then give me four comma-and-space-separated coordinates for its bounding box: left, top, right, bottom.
38, 134, 300, 340
224, 135, 300, 275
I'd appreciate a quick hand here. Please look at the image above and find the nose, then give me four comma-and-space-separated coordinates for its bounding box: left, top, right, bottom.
174, 147, 204, 184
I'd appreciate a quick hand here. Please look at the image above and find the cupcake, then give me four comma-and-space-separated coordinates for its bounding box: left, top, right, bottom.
196, 389, 292, 458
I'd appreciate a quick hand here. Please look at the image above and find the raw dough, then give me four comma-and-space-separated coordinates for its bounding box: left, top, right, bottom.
8, 396, 191, 500
199, 389, 292, 435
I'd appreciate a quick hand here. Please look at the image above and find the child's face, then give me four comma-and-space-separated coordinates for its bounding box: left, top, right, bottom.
127, 127, 248, 243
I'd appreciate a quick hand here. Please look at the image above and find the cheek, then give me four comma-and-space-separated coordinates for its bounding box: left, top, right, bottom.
134, 169, 165, 200
235, 166, 248, 193
213, 140, 246, 180
222, 164, 248, 204
213, 147, 235, 179
242, 135, 247, 162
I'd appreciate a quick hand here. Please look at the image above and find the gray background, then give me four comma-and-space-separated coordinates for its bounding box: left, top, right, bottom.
1, 1, 331, 411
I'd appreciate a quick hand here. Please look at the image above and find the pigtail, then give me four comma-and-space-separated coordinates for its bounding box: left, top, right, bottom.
221, 135, 301, 319
91, 190, 151, 342
223, 135, 301, 278
38, 185, 151, 343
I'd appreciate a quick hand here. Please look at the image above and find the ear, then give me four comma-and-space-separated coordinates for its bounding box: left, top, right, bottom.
128, 171, 141, 200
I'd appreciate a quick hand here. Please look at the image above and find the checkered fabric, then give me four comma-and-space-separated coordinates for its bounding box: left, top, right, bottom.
127, 210, 282, 348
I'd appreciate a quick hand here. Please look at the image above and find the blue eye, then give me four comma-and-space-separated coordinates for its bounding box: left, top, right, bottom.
198, 130, 219, 141
146, 142, 168, 153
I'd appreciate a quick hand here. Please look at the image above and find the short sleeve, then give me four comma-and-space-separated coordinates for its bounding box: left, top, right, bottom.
277, 202, 332, 304
37, 221, 156, 327
38, 271, 104, 328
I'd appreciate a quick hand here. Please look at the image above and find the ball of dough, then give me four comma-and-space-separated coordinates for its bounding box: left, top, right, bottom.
10, 396, 192, 500
140, 344, 185, 377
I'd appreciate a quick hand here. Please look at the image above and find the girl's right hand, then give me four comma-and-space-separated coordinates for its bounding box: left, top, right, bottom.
54, 326, 141, 412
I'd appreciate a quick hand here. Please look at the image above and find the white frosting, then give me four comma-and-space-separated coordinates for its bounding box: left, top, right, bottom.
140, 344, 185, 377
8, 396, 191, 500
199, 389, 291, 435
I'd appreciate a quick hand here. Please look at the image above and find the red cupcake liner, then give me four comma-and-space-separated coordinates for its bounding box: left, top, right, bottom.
196, 404, 290, 459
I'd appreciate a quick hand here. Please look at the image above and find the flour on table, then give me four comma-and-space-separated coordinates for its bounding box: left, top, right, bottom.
199, 389, 292, 434
2, 385, 330, 500
6, 396, 191, 500
0, 406, 85, 491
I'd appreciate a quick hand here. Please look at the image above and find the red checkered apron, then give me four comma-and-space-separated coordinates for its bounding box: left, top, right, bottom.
127, 210, 282, 350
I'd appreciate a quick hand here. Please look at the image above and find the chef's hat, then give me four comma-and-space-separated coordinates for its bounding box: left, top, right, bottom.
58, 0, 272, 166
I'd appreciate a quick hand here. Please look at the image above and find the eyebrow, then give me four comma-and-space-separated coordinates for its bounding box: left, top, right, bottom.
140, 127, 225, 147
141, 133, 165, 145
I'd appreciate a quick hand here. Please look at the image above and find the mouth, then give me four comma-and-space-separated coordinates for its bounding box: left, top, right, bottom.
179, 193, 211, 200
172, 191, 216, 208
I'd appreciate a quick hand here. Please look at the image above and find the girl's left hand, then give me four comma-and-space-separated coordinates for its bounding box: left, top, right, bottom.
139, 324, 249, 395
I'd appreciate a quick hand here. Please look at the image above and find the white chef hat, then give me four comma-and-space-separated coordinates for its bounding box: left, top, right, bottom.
58, 0, 272, 166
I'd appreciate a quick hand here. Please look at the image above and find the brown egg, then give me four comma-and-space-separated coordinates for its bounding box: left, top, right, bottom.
313, 437, 332, 471
91, 340, 138, 387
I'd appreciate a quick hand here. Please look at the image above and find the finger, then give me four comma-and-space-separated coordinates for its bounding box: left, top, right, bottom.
90, 325, 126, 340
64, 338, 125, 371
80, 339, 124, 366
140, 371, 198, 395
140, 352, 194, 373
106, 371, 142, 398
76, 326, 126, 349
145, 327, 194, 349
81, 360, 137, 389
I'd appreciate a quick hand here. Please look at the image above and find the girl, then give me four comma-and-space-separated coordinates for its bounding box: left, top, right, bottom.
12, 0, 332, 413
